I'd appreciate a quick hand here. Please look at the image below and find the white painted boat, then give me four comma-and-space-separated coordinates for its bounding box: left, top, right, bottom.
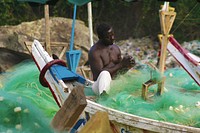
31, 39, 200, 132
167, 36, 200, 86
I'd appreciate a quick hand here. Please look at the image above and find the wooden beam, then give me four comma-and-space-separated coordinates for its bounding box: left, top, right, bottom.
25, 41, 69, 47
44, 4, 51, 55
24, 41, 69, 54
51, 85, 87, 131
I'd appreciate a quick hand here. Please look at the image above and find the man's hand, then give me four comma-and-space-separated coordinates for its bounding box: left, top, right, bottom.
130, 56, 135, 66
121, 55, 135, 68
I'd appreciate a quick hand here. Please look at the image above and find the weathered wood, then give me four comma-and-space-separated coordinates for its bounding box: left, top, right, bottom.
44, 4, 51, 55
79, 66, 92, 80
24, 42, 32, 54
25, 41, 69, 47
158, 4, 176, 94
87, 2, 94, 47
59, 47, 68, 59
84, 100, 200, 133
159, 11, 176, 35
51, 85, 87, 131
142, 62, 166, 99
142, 79, 157, 100
24, 41, 69, 54
79, 111, 114, 133
157, 77, 166, 95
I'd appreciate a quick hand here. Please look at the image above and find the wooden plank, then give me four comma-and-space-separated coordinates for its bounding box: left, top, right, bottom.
79, 66, 92, 80
24, 41, 32, 54
79, 111, 114, 133
24, 41, 69, 54
51, 85, 87, 131
59, 47, 68, 59
25, 41, 69, 47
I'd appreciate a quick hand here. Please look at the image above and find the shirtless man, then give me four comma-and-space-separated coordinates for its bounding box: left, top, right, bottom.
88, 23, 135, 95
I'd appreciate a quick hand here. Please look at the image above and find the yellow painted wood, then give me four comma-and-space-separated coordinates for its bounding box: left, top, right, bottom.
80, 111, 114, 133
158, 3, 176, 94
51, 85, 87, 131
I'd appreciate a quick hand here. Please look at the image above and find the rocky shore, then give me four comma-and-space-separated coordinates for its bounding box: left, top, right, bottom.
0, 17, 199, 73
117, 37, 200, 69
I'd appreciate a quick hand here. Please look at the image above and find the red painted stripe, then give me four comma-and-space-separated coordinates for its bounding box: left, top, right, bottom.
168, 53, 200, 86
32, 54, 62, 107
169, 37, 199, 66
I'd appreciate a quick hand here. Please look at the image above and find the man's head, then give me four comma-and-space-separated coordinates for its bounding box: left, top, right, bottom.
96, 23, 114, 45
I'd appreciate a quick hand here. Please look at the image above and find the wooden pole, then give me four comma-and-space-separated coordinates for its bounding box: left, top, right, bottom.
87, 2, 94, 47
44, 4, 52, 55
158, 2, 176, 95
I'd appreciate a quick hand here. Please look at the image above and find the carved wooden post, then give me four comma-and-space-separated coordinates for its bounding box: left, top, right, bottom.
158, 2, 176, 95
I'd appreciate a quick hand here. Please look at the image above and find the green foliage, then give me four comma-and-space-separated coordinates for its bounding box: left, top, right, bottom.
0, 1, 37, 26
0, 0, 199, 41
172, 0, 200, 41
52, 0, 72, 17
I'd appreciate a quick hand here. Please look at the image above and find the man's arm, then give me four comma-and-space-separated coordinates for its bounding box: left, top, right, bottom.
89, 47, 135, 80
89, 50, 104, 81
104, 56, 135, 78
104, 45, 135, 77
89, 49, 123, 80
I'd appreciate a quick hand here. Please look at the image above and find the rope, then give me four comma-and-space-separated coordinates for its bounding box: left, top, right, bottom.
172, 2, 199, 34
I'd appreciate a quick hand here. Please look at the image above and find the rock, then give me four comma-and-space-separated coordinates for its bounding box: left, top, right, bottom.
0, 17, 199, 72
117, 37, 199, 69
0, 17, 98, 71
0, 48, 31, 73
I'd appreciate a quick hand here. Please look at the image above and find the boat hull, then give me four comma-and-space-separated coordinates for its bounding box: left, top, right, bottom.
85, 100, 200, 133
168, 37, 200, 86
30, 39, 200, 132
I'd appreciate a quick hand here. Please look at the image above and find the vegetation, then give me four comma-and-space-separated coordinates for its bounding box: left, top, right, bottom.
0, 0, 199, 42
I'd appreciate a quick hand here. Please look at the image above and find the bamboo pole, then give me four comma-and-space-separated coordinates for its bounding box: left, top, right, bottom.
87, 2, 94, 47
158, 2, 176, 95
44, 4, 52, 55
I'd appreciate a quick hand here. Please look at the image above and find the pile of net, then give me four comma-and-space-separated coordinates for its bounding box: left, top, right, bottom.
1, 59, 200, 132
97, 62, 200, 128
0, 60, 59, 132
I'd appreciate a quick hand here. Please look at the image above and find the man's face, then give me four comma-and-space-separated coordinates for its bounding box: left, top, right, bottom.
103, 28, 115, 45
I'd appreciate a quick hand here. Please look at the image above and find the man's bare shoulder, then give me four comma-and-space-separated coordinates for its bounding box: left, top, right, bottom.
110, 44, 120, 52
89, 44, 98, 53
89, 44, 101, 57
112, 44, 120, 48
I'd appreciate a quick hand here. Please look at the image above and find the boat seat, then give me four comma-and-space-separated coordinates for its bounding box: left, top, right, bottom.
50, 65, 86, 84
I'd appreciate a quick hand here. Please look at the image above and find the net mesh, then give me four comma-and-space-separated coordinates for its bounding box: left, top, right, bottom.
0, 60, 58, 132
97, 65, 200, 128
1, 59, 200, 132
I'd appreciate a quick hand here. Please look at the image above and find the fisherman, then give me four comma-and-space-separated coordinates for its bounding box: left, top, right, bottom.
88, 23, 135, 96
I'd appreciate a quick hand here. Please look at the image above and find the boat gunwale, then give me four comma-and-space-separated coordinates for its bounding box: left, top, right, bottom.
85, 99, 200, 132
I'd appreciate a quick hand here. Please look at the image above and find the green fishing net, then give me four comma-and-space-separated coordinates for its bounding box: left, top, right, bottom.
97, 65, 200, 128
0, 60, 59, 132
1, 59, 200, 132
